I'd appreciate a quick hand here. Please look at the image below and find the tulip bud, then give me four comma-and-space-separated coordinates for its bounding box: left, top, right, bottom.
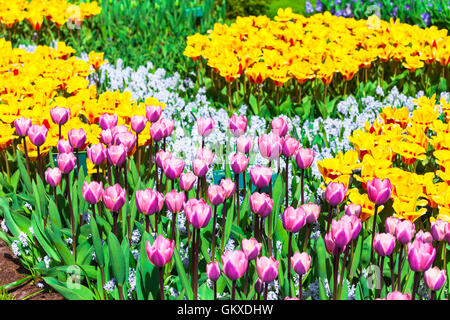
68, 128, 87, 149
82, 181, 103, 204
367, 178, 392, 205
382, 292, 411, 300
150, 121, 165, 142
255, 278, 264, 294
230, 152, 249, 174
424, 267, 447, 291
208, 185, 226, 206
103, 184, 126, 212
330, 218, 352, 248
146, 235, 174, 267
340, 214, 362, 240
407, 239, 436, 272
256, 256, 279, 283
196, 148, 215, 166
14, 117, 32, 137
301, 203, 321, 224
145, 105, 162, 123
291, 252, 311, 275
236, 136, 253, 154
222, 250, 248, 281
87, 143, 106, 166
106, 144, 127, 167
415, 230, 433, 244
206, 261, 221, 282
259, 133, 282, 160
50, 106, 70, 126
100, 129, 113, 146
282, 206, 306, 233
250, 166, 273, 189
220, 178, 235, 199
345, 203, 361, 218
250, 192, 273, 218
28, 124, 48, 147
395, 220, 415, 245
57, 152, 76, 174
282, 136, 299, 157
294, 147, 315, 169
431, 219, 448, 242
271, 117, 288, 137
99, 113, 118, 130
155, 150, 172, 168
184, 198, 212, 229
229, 114, 247, 137
241, 238, 262, 261
57, 139, 73, 154
130, 115, 147, 134
180, 172, 197, 191
135, 189, 159, 215
373, 233, 396, 256
324, 231, 346, 255
385, 216, 401, 235
325, 182, 347, 207
161, 118, 174, 137
45, 167, 62, 187
165, 190, 185, 214
162, 157, 185, 180
197, 117, 215, 137
193, 158, 209, 177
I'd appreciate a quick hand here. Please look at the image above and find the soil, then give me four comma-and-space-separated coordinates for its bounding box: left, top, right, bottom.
0, 239, 64, 300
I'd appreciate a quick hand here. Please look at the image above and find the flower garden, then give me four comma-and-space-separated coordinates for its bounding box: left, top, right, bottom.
0, 0, 448, 302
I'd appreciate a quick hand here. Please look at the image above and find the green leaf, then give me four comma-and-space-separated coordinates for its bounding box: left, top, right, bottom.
89, 218, 105, 267
173, 244, 194, 300
44, 276, 94, 300
107, 232, 126, 286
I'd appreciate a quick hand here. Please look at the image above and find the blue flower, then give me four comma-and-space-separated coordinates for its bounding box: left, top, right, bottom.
315, 0, 323, 12
421, 12, 431, 27
305, 0, 314, 14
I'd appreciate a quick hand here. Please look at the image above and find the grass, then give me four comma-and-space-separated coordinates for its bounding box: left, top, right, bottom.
267, 0, 307, 18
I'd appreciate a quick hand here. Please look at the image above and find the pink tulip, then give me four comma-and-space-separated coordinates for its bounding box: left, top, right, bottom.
14, 117, 32, 137
415, 230, 433, 244
291, 252, 311, 275
196, 148, 215, 166
82, 181, 103, 204
294, 147, 315, 169
161, 118, 174, 137
45, 167, 62, 187
324, 231, 346, 255
424, 267, 447, 291
345, 203, 362, 218
50, 106, 70, 125
106, 144, 127, 167
330, 218, 353, 249
99, 113, 118, 130
258, 133, 282, 160
255, 278, 264, 294
250, 192, 273, 218
395, 220, 415, 245
220, 178, 235, 199
206, 261, 221, 282
103, 184, 126, 212
282, 136, 299, 157
431, 219, 448, 242
146, 235, 174, 267
241, 238, 262, 261
208, 185, 226, 206
192, 158, 209, 177
163, 157, 185, 180
87, 143, 106, 166
146, 105, 162, 123
68, 128, 87, 149
407, 239, 436, 272
157, 191, 164, 212
382, 291, 411, 300
150, 120, 165, 142
385, 216, 401, 235
180, 172, 197, 191
301, 203, 321, 224
184, 198, 212, 229
155, 150, 172, 168
256, 256, 279, 283
114, 131, 136, 153
340, 214, 362, 240
111, 125, 130, 140
285, 297, 300, 300
165, 190, 185, 214
325, 182, 347, 207
271, 117, 288, 137
135, 189, 159, 215
229, 114, 247, 137
373, 233, 396, 256
222, 250, 248, 281
250, 166, 273, 189
197, 117, 215, 137
131, 115, 147, 134
100, 129, 113, 146
367, 178, 392, 205
282, 206, 306, 233
57, 140, 73, 154
230, 152, 249, 174
236, 136, 253, 154
28, 124, 48, 147
57, 152, 76, 174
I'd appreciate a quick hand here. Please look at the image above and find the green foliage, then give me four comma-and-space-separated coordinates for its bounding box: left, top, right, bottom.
225, 0, 269, 19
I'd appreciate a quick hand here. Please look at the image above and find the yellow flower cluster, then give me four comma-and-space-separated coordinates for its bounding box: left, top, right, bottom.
317, 95, 450, 224
0, 39, 164, 163
0, 0, 101, 30
184, 9, 450, 86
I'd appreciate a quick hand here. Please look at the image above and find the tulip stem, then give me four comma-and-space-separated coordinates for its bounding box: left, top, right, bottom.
149, 139, 153, 179
254, 213, 260, 243
92, 203, 96, 221
66, 174, 76, 261
136, 133, 140, 176
231, 280, 236, 300
369, 204, 379, 264
118, 284, 124, 300
377, 256, 385, 299
287, 232, 293, 297
37, 146, 43, 183
235, 173, 240, 225
412, 272, 420, 300
326, 206, 334, 233
299, 274, 303, 300
58, 124, 62, 141
285, 157, 289, 209
113, 212, 118, 237
211, 206, 217, 262
75, 148, 80, 178
300, 169, 305, 205
220, 199, 228, 254
159, 266, 165, 300
431, 291, 435, 300
243, 267, 249, 297
213, 281, 217, 300
100, 265, 106, 299
333, 254, 339, 300
22, 137, 31, 179
390, 254, 395, 292
263, 282, 268, 300
303, 224, 310, 252
397, 244, 404, 291
338, 245, 350, 299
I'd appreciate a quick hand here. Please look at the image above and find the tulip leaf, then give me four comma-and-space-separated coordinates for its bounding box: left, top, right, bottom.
221, 199, 235, 253
107, 232, 126, 286
31, 213, 61, 263
48, 198, 62, 228
47, 226, 76, 266
89, 218, 105, 267
315, 235, 328, 300
16, 150, 32, 194
44, 276, 95, 300
173, 242, 194, 300
349, 236, 363, 279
